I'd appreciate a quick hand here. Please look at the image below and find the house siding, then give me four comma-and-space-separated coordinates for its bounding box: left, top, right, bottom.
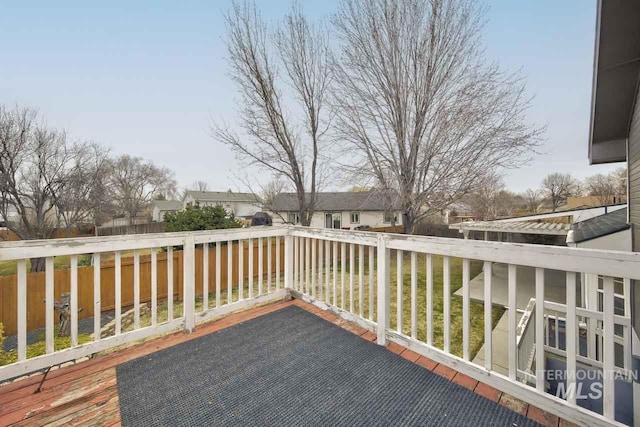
629, 86, 640, 252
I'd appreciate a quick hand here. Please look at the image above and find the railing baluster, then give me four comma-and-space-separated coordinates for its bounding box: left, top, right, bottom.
306, 238, 311, 295
333, 241, 338, 304
325, 240, 331, 303
267, 237, 271, 293
216, 241, 221, 307
183, 235, 196, 332
462, 258, 470, 360
228, 240, 234, 302
248, 238, 254, 298
426, 254, 433, 346
133, 249, 140, 329
602, 276, 615, 419
341, 242, 346, 309
115, 251, 122, 334
397, 249, 403, 334
350, 243, 355, 312
376, 235, 390, 345
623, 278, 631, 370
167, 246, 174, 321
483, 260, 492, 369
258, 237, 264, 296
311, 238, 315, 297
70, 254, 78, 347
444, 256, 451, 353
275, 236, 281, 290
299, 237, 304, 291
93, 254, 101, 343
359, 245, 364, 318
17, 259, 27, 361
410, 251, 417, 339
508, 264, 517, 380
369, 246, 374, 321
238, 239, 244, 300
566, 272, 577, 405
203, 243, 209, 311
318, 238, 324, 300
46, 257, 54, 352
535, 268, 545, 391
151, 248, 158, 325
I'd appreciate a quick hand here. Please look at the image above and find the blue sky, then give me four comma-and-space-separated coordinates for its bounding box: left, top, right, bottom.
0, 0, 621, 193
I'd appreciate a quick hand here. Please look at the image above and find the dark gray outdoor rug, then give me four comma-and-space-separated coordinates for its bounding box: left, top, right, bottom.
116, 305, 541, 426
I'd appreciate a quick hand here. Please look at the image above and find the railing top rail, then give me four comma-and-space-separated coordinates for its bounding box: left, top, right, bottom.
0, 226, 290, 260
383, 233, 640, 279
289, 226, 378, 246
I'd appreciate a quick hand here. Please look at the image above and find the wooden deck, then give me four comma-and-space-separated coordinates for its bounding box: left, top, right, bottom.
0, 299, 571, 427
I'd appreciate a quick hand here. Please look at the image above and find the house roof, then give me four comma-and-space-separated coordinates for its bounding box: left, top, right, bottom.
449, 220, 572, 236
152, 200, 183, 211
570, 207, 629, 243
589, 0, 640, 164
271, 192, 401, 212
184, 191, 259, 203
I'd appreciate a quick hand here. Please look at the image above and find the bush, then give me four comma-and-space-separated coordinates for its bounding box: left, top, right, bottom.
164, 204, 243, 232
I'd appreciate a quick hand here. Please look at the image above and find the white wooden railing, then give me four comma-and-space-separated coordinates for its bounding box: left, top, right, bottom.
1, 226, 638, 426
516, 298, 536, 384
288, 227, 639, 427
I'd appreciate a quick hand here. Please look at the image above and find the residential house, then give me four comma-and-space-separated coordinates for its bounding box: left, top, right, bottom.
182, 190, 261, 220
269, 192, 402, 230
151, 200, 183, 222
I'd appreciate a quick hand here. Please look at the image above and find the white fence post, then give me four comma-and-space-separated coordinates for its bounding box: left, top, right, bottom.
284, 231, 294, 290
183, 235, 196, 332
377, 234, 390, 345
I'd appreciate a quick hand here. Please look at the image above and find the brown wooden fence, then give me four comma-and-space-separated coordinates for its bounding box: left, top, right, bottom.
0, 239, 284, 336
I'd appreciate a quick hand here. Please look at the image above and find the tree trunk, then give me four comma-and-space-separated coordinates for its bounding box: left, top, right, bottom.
402, 212, 416, 235
30, 257, 46, 273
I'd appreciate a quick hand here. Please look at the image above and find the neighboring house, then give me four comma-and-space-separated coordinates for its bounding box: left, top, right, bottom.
269, 192, 402, 230
562, 195, 627, 210
182, 190, 261, 219
151, 200, 183, 222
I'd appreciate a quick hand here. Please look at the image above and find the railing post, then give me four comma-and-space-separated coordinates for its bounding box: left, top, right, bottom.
284, 230, 294, 290
377, 234, 390, 345
183, 234, 196, 333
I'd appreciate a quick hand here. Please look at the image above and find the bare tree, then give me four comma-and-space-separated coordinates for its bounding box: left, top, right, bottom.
0, 106, 107, 270
331, 0, 543, 233
467, 174, 519, 220
213, 1, 332, 226
523, 188, 543, 213
191, 180, 209, 192
109, 155, 177, 221
542, 173, 575, 211
53, 142, 111, 236
585, 173, 618, 205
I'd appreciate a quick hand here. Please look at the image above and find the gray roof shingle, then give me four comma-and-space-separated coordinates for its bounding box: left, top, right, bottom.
271, 192, 401, 212
184, 191, 259, 203
571, 208, 629, 243
152, 200, 183, 211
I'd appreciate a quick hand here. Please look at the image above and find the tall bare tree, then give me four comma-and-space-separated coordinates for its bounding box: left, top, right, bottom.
213, 1, 332, 226
109, 155, 177, 221
542, 173, 575, 212
0, 105, 109, 270
585, 173, 617, 205
523, 188, 543, 213
332, 0, 543, 233
53, 142, 111, 235
191, 180, 209, 192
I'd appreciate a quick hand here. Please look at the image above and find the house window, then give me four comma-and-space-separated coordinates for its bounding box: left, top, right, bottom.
383, 212, 398, 224
325, 213, 341, 229
288, 212, 300, 224
350, 212, 360, 224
